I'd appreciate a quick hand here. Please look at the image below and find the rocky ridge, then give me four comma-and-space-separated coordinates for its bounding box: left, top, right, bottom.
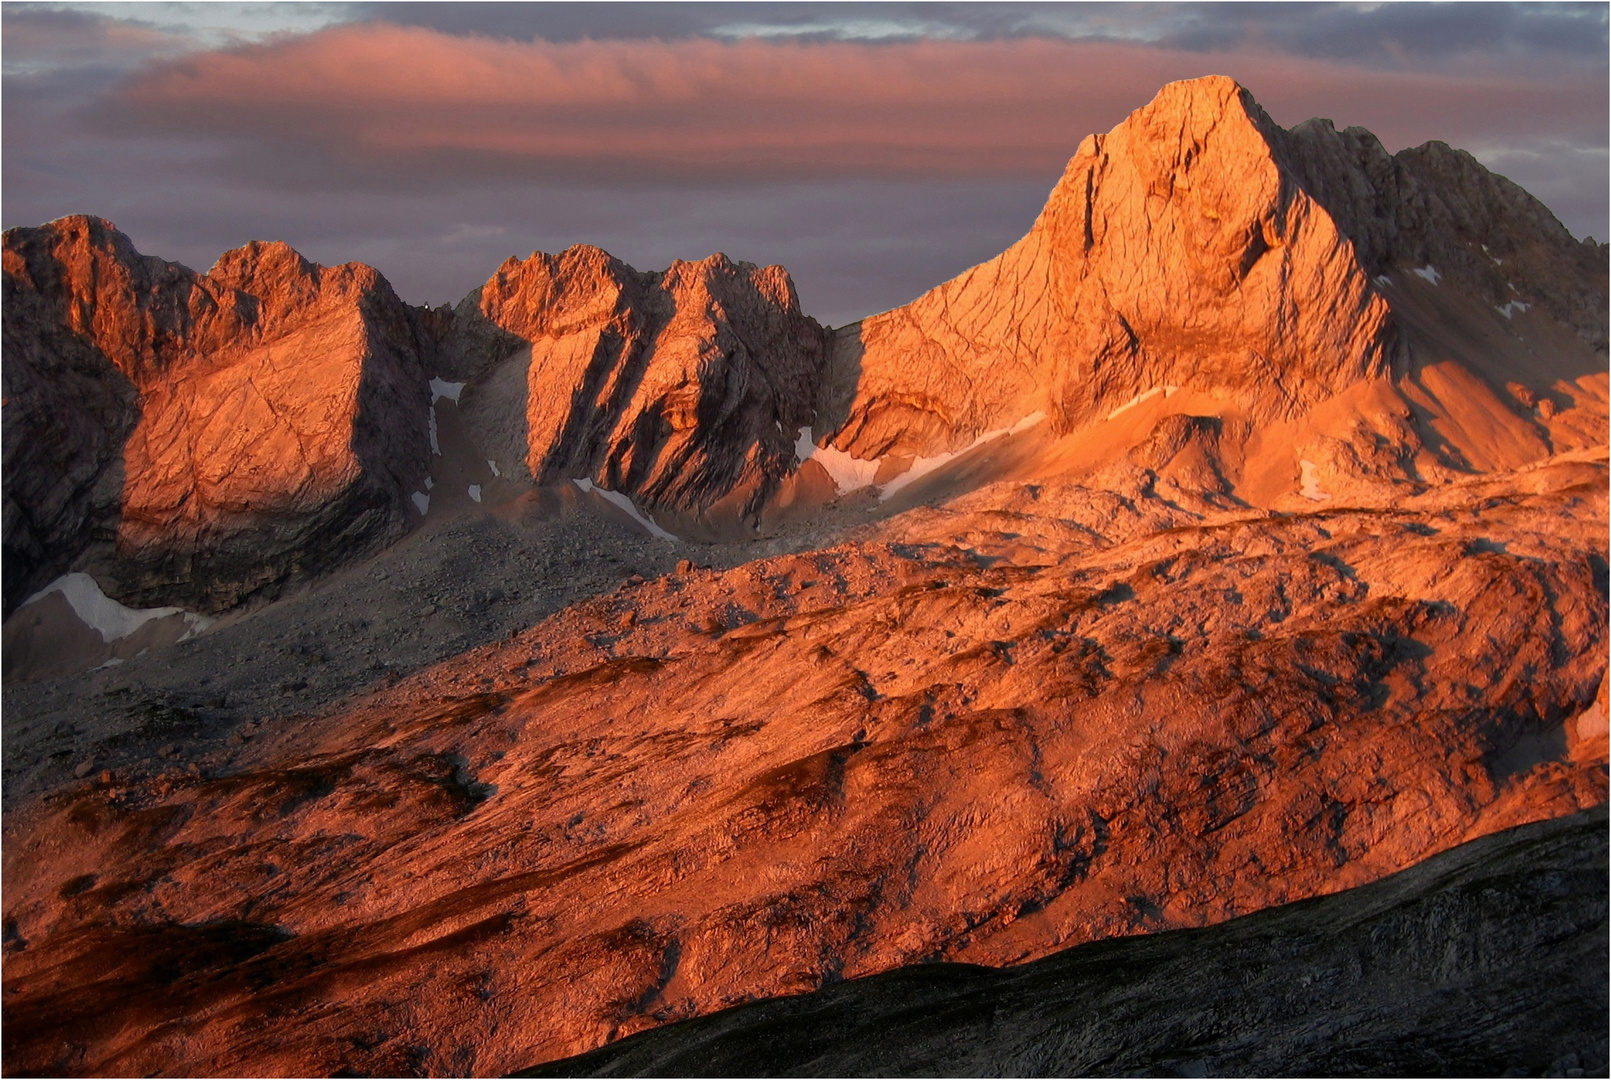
1, 75, 1606, 1079
5, 78, 1606, 620
439, 245, 829, 538
822, 77, 1397, 462
2, 450, 1605, 1075
2, 216, 432, 615
813, 75, 1606, 507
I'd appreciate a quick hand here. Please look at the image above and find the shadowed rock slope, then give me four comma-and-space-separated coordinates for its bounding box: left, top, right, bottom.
6, 78, 1604, 618
2, 216, 433, 615
524, 806, 1609, 1078
2, 227, 829, 620
1, 75, 1606, 1080
439, 245, 829, 538
2, 452, 1604, 1076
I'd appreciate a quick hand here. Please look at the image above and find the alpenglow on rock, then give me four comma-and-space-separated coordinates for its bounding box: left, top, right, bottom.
0, 72, 1605, 1080
818, 75, 1606, 472
439, 245, 829, 537
5, 76, 1604, 610
1, 216, 433, 614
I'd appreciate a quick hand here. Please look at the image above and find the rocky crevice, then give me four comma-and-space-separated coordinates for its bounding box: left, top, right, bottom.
441, 245, 830, 530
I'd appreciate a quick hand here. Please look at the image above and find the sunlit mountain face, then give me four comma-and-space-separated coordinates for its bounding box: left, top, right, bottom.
2, 6, 1608, 1077
3, 2, 1605, 324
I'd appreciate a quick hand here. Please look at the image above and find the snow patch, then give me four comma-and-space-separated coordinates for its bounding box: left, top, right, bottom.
1495, 301, 1530, 320
429, 378, 465, 404
1412, 265, 1441, 286
412, 491, 431, 515
1299, 459, 1331, 502
487, 459, 501, 477
794, 426, 817, 463
572, 478, 678, 542
22, 572, 213, 644
1106, 386, 1181, 422
795, 426, 880, 494
426, 380, 464, 456
812, 445, 882, 494
1374, 274, 1392, 287
879, 412, 1047, 501
468, 485, 482, 503
423, 476, 434, 491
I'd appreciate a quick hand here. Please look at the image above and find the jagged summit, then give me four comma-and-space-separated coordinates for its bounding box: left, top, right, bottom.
800, 74, 1605, 513
3, 77, 1605, 617
2, 79, 1606, 1078
2, 215, 432, 615
821, 75, 1394, 462
439, 243, 828, 533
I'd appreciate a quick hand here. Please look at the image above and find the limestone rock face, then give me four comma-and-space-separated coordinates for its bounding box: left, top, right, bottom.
521, 808, 1609, 1078
825, 76, 1398, 460
820, 75, 1606, 481
441, 245, 828, 532
1, 217, 432, 613
2, 452, 1604, 1076
1280, 120, 1608, 351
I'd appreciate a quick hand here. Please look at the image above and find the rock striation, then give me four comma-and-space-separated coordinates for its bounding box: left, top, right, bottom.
439, 246, 828, 535
7, 78, 1604, 614
1280, 119, 1608, 351
816, 75, 1607, 494
2, 216, 433, 614
1, 74, 1606, 1080
525, 807, 1610, 1078
1, 451, 1604, 1076
822, 76, 1398, 460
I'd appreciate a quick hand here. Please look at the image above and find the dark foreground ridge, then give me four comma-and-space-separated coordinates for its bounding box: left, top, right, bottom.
523, 807, 1609, 1078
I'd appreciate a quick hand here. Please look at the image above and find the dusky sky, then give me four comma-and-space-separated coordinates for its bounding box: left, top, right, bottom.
4, 2, 1606, 325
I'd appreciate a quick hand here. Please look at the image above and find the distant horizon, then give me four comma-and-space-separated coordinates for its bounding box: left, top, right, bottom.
4, 1, 1606, 326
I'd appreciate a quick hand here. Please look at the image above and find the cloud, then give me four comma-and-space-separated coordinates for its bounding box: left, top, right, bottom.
98, 22, 1607, 186
3, 1, 358, 70
4, 6, 1604, 328
364, 1, 1609, 65
0, 6, 194, 75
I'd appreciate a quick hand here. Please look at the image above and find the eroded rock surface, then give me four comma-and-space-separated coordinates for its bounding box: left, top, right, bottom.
441, 246, 828, 537
1, 75, 1607, 1080
815, 76, 1607, 504
525, 807, 1610, 1078
2, 452, 1604, 1076
1280, 119, 1608, 351
823, 77, 1399, 462
2, 216, 432, 614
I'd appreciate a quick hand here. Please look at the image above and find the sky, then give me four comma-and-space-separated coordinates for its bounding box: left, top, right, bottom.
3, 2, 1607, 326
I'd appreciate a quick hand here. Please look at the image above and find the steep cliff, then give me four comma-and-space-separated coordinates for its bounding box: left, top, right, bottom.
1, 74, 1606, 1079
1, 217, 433, 614
439, 246, 828, 536
811, 76, 1606, 508
1279, 119, 1607, 351
820, 77, 1398, 462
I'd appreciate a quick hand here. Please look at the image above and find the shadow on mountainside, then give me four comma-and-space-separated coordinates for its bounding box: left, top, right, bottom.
523, 807, 1610, 1079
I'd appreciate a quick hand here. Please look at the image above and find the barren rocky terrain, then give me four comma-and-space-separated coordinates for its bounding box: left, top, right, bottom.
2, 75, 1606, 1077
524, 806, 1610, 1078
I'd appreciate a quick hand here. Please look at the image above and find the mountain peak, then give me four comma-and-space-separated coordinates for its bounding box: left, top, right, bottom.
829, 76, 1392, 463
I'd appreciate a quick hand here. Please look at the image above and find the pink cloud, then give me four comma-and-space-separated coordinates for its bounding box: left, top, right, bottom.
109, 24, 1606, 180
